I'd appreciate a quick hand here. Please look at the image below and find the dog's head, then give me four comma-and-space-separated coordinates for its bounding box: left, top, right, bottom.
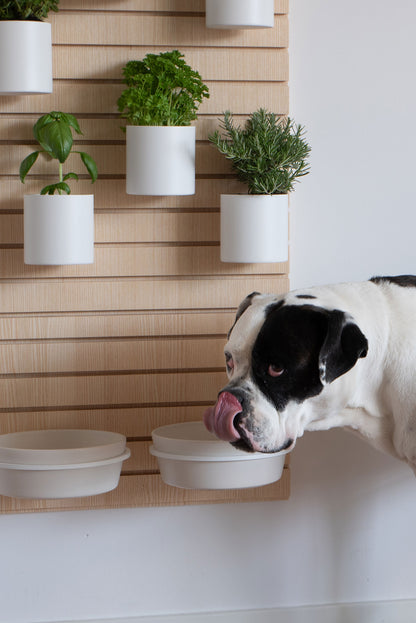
204, 292, 368, 453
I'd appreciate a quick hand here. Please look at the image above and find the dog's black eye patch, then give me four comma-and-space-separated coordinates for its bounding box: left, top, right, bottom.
265, 299, 285, 315
251, 305, 328, 411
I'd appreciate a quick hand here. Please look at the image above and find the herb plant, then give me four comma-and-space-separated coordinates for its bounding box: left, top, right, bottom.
19, 111, 98, 195
117, 50, 209, 127
0, 0, 59, 21
209, 109, 311, 195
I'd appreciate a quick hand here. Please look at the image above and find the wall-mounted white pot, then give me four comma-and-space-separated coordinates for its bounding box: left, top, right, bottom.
24, 194, 94, 265
220, 194, 288, 263
0, 21, 53, 94
206, 0, 274, 29
126, 125, 195, 196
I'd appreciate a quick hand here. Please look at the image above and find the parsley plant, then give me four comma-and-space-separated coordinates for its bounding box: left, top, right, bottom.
117, 50, 209, 127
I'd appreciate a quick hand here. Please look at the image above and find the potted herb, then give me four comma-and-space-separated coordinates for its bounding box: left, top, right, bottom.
117, 50, 209, 196
20, 111, 98, 265
206, 0, 274, 29
0, 1, 59, 94
209, 109, 311, 263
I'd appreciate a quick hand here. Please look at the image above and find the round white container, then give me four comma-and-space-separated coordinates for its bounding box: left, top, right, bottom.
0, 429, 127, 465
150, 422, 288, 490
24, 194, 94, 265
220, 193, 289, 263
126, 125, 195, 196
0, 21, 53, 94
0, 429, 130, 499
206, 0, 274, 29
0, 453, 130, 499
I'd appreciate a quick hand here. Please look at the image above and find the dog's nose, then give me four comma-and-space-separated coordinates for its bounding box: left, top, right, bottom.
203, 391, 242, 442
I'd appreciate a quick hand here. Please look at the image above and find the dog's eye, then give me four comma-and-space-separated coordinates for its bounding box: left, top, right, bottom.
268, 364, 284, 377
225, 352, 234, 372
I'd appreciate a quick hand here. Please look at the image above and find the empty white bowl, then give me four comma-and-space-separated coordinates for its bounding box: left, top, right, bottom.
0, 429, 131, 499
150, 422, 289, 490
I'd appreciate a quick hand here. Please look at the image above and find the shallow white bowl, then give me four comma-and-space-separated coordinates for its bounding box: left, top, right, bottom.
150, 422, 289, 490
0, 430, 130, 499
0, 429, 126, 465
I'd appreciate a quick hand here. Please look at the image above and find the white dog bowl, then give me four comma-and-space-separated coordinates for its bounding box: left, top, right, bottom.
0, 430, 131, 499
150, 422, 289, 490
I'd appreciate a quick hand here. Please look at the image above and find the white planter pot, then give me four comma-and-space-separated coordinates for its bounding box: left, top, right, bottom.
24, 194, 94, 265
0, 21, 52, 94
126, 125, 195, 196
206, 0, 274, 29
220, 194, 288, 263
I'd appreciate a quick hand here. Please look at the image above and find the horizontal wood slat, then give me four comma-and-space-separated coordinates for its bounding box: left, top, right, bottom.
124, 440, 157, 473
0, 406, 218, 437
50, 14, 288, 47
51, 47, 289, 82
0, 277, 289, 314
0, 82, 289, 115
0, 311, 235, 340
0, 143, 239, 176
0, 0, 290, 512
0, 179, 246, 212
0, 371, 229, 409
0, 115, 286, 142
0, 469, 290, 513
0, 336, 227, 374
0, 211, 222, 245
0, 248, 288, 279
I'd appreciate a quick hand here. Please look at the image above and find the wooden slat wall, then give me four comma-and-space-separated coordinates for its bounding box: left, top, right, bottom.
0, 0, 290, 513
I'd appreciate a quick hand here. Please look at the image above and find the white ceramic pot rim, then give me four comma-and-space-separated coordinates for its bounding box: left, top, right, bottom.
0, 449, 131, 472
24, 193, 94, 199
0, 20, 51, 25
126, 124, 195, 129
220, 193, 288, 197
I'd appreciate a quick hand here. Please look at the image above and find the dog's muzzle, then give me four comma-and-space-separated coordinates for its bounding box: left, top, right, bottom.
203, 391, 243, 443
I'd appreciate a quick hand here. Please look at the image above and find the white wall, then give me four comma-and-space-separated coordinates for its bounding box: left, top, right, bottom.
290, 0, 416, 286
1, 1, 416, 621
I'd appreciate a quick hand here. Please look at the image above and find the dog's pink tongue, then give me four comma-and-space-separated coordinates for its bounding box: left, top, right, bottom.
203, 391, 242, 442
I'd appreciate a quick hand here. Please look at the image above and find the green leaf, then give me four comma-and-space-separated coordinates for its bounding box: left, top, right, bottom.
62, 172, 79, 182
40, 182, 71, 196
37, 120, 73, 163
59, 113, 82, 135
79, 152, 98, 183
33, 113, 55, 144
19, 151, 40, 183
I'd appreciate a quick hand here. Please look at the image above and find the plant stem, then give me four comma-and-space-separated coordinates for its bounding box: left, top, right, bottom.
59, 162, 63, 183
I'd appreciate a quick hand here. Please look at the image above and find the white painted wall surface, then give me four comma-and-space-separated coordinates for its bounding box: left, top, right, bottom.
1, 1, 416, 621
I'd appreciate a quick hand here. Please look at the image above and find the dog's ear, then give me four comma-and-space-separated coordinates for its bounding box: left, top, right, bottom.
227, 292, 261, 339
319, 310, 368, 384
235, 292, 260, 322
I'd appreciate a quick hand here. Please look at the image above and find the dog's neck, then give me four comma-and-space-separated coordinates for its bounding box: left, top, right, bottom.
302, 285, 416, 469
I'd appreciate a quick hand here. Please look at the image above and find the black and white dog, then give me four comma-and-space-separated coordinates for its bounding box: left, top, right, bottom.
204, 275, 416, 474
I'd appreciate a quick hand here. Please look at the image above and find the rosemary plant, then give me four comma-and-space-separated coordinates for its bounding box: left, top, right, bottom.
209, 109, 311, 195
